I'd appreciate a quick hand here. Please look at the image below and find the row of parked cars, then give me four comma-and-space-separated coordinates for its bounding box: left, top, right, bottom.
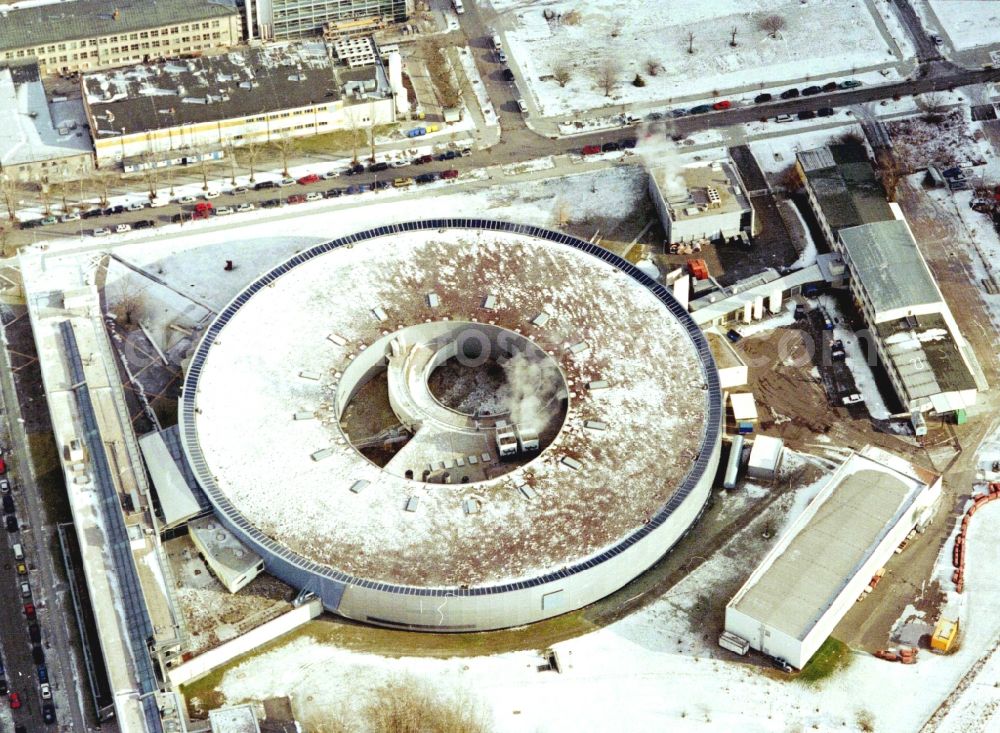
580, 139, 638, 156
1, 457, 56, 725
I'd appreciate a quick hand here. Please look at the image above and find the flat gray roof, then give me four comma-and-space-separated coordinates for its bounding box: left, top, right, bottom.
732, 453, 929, 640
83, 43, 389, 136
798, 143, 894, 235
839, 220, 943, 315
876, 311, 977, 398
0, 0, 238, 53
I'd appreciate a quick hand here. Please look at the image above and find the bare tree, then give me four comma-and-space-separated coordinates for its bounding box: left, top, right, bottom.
645, 58, 662, 76
361, 676, 493, 733
593, 58, 621, 97
552, 62, 572, 88
730, 26, 738, 47
916, 91, 948, 124
225, 140, 239, 186
687, 31, 695, 54
39, 178, 53, 216
875, 149, 901, 202
88, 168, 117, 208
109, 277, 146, 327
243, 138, 267, 183
420, 39, 462, 109
760, 14, 786, 38
270, 133, 300, 178
610, 19, 622, 38
0, 174, 20, 224
139, 151, 159, 199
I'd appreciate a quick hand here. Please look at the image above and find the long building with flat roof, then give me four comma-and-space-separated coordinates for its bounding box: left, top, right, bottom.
725, 446, 941, 669
0, 0, 240, 75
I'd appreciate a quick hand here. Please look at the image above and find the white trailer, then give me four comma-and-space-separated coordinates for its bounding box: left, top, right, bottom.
453, 0, 465, 13
719, 631, 750, 655
723, 435, 744, 490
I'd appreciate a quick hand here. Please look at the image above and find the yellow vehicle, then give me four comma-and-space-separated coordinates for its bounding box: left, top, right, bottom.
392, 177, 414, 188
16, 562, 27, 575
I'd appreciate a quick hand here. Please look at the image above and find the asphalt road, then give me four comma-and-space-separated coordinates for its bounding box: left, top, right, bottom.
0, 333, 89, 732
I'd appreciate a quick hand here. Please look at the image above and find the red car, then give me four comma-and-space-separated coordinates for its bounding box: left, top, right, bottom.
287, 194, 306, 205
440, 169, 459, 180
414, 154, 434, 165
581, 144, 602, 155
0, 456, 6, 474
193, 201, 214, 220
296, 173, 320, 185
9, 692, 20, 709
712, 100, 731, 110
24, 603, 35, 620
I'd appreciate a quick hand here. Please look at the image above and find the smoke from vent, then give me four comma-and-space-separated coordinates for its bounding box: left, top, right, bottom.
636, 120, 686, 195
499, 350, 565, 435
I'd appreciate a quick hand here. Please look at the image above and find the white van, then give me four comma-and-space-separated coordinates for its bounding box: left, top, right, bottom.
12, 542, 23, 561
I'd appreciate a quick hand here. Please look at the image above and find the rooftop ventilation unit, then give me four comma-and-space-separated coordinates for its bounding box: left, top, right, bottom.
706, 186, 721, 208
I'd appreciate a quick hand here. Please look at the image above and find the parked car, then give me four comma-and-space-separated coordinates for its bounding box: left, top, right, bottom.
115, 223, 132, 233
6, 516, 17, 533
774, 114, 794, 123
345, 163, 366, 175
413, 155, 433, 165
689, 104, 711, 114
324, 188, 343, 198
92, 227, 111, 237
277, 177, 296, 187
28, 623, 40, 643
39, 683, 51, 700
726, 329, 743, 343
296, 173, 320, 185
60, 212, 81, 222
817, 107, 835, 117
202, 190, 220, 199
81, 208, 103, 219
440, 169, 460, 180
0, 680, 6, 695
253, 181, 277, 191
373, 179, 390, 190
437, 150, 458, 161
392, 177, 414, 188
754, 93, 773, 103
712, 100, 731, 110
32, 646, 44, 665
322, 170, 339, 180
798, 109, 817, 120
2, 496, 13, 513
193, 202, 214, 219
841, 393, 864, 405
369, 162, 389, 172
497, 49, 508, 63
415, 173, 437, 184
19, 219, 42, 230
621, 138, 637, 149
0, 457, 6, 475
125, 202, 145, 211
389, 159, 410, 168
148, 196, 168, 208
821, 81, 839, 92
0, 478, 9, 493
176, 195, 197, 204
36, 665, 47, 684
236, 202, 255, 212
105, 204, 125, 215
214, 205, 234, 216
305, 191, 323, 201
780, 88, 800, 99
670, 108, 688, 118
838, 79, 862, 89
501, 68, 515, 82
802, 85, 822, 95
20, 580, 30, 597
602, 141, 620, 152
24, 603, 35, 620
42, 702, 56, 725
9, 692, 20, 709
287, 194, 306, 205
229, 186, 248, 195
460, 147, 473, 157
40, 216, 58, 226
261, 198, 282, 208
930, 34, 943, 45
345, 185, 361, 195
132, 219, 155, 230
516, 98, 528, 114
581, 144, 602, 155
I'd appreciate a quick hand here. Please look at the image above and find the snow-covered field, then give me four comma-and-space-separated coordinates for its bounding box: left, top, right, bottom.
928, 0, 1000, 50
495, 0, 902, 117
204, 432, 1000, 733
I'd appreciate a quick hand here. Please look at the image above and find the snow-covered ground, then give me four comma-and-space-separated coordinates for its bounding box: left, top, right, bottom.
927, 0, 1000, 50
207, 432, 1000, 733
496, 0, 903, 117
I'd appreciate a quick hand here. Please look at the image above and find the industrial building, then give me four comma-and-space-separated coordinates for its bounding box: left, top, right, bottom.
797, 143, 985, 417
0, 60, 94, 181
83, 42, 396, 167
0, 0, 241, 75
178, 219, 722, 631
241, 0, 410, 40
649, 160, 754, 244
725, 446, 941, 669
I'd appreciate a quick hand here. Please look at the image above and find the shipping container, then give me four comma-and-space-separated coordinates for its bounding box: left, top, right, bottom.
718, 631, 750, 655
406, 127, 427, 138
688, 258, 709, 280
737, 421, 754, 435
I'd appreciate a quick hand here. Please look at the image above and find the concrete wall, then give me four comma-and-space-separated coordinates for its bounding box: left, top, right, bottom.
167, 599, 322, 687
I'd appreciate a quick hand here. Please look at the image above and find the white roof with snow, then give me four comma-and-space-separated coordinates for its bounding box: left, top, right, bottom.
184, 227, 714, 588
729, 392, 758, 422
748, 435, 783, 474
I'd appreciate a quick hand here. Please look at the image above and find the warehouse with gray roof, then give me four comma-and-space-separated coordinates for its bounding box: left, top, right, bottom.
725, 446, 941, 669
